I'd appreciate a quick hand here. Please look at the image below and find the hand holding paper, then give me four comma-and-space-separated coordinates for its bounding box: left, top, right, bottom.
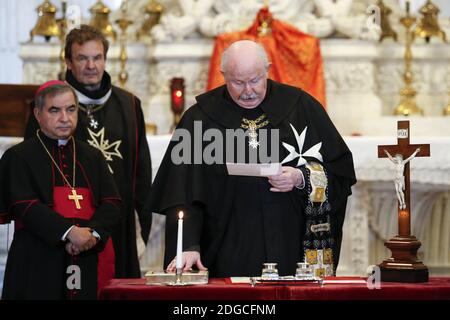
268, 166, 304, 192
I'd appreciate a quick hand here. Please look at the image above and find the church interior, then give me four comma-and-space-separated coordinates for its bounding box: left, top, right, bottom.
1, 0, 450, 293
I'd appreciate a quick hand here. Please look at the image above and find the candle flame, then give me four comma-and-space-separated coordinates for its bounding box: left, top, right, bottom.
178, 211, 184, 219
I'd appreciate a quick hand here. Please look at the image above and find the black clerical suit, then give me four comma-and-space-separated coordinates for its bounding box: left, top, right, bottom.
0, 132, 121, 299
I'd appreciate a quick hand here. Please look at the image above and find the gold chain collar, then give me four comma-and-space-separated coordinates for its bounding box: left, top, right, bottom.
240, 114, 269, 130
240, 114, 269, 149
78, 103, 105, 116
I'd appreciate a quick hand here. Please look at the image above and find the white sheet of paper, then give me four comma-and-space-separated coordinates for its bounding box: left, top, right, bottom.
226, 163, 282, 177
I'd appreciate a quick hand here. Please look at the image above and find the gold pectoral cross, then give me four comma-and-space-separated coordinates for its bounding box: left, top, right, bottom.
68, 189, 83, 210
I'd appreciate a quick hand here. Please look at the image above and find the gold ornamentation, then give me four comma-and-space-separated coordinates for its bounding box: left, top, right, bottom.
136, 0, 163, 41
257, 5, 272, 36
323, 248, 333, 265
87, 127, 123, 174
314, 267, 325, 278
68, 189, 83, 210
306, 162, 327, 203
394, 7, 423, 116
378, 0, 397, 42
240, 114, 269, 149
30, 1, 60, 42
36, 130, 83, 209
89, 0, 116, 40
115, 1, 132, 88
414, 0, 446, 43
307, 249, 334, 277
305, 249, 318, 265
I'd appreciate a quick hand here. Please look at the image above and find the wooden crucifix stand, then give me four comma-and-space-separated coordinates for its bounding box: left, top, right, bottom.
377, 120, 430, 282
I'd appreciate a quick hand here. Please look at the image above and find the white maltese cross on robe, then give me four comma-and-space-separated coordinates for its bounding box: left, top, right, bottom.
87, 127, 123, 174
281, 124, 323, 167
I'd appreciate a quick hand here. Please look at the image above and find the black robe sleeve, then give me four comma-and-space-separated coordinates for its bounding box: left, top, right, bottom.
24, 102, 39, 139
0, 148, 73, 246
86, 149, 122, 249
133, 97, 153, 245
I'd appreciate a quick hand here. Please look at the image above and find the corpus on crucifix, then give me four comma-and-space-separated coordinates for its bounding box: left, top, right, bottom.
377, 120, 430, 282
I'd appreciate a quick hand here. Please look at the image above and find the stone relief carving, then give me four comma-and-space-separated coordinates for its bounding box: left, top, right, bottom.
23, 63, 60, 84
108, 61, 150, 102
152, 0, 215, 41
151, 0, 380, 41
325, 62, 375, 93
345, 183, 370, 275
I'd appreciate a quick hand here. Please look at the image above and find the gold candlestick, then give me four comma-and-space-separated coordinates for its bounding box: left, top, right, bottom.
30, 0, 60, 42
89, 0, 116, 41
136, 0, 163, 41
115, 2, 132, 88
394, 8, 423, 116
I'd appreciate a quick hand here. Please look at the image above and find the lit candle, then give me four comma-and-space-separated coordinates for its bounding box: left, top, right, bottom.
175, 211, 184, 269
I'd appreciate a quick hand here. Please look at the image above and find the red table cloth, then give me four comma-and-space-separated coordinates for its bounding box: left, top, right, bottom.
99, 277, 450, 300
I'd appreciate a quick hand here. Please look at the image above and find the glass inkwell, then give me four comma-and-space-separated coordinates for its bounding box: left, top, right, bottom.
261, 263, 279, 280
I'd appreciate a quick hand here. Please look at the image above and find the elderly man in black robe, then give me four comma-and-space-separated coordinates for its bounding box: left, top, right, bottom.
0, 81, 120, 299
150, 40, 356, 277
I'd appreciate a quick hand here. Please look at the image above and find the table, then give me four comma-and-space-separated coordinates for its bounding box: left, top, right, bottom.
99, 277, 450, 300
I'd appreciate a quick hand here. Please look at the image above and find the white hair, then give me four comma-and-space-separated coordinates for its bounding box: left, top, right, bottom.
220, 41, 270, 73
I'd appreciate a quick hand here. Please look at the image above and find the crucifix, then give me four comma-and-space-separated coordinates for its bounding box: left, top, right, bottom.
68, 189, 83, 210
377, 120, 430, 282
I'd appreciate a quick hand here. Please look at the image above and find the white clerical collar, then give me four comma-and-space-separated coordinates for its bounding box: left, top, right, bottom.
72, 87, 112, 105
58, 139, 69, 146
